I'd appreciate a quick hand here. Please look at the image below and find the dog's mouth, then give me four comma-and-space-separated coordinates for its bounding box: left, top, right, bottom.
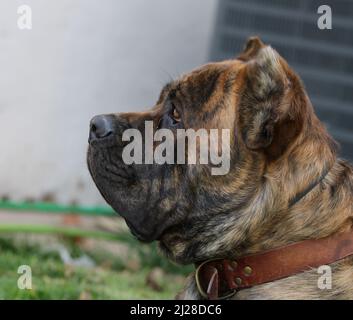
87, 145, 170, 243
88, 141, 135, 180
88, 133, 118, 149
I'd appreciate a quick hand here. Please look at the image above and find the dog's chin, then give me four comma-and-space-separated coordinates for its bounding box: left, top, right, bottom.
90, 182, 170, 243
124, 219, 157, 243
124, 215, 177, 243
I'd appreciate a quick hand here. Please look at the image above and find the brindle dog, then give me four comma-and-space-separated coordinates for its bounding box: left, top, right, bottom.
87, 37, 353, 299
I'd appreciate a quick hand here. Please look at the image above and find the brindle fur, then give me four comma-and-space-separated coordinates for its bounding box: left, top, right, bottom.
87, 37, 353, 299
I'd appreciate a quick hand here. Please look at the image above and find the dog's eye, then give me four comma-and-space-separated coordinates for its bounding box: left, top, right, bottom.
171, 106, 181, 123
158, 103, 182, 129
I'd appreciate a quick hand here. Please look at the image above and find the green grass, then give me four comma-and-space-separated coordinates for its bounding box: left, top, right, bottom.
0, 236, 192, 299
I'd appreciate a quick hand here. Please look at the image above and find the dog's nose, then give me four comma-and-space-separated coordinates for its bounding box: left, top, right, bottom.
89, 115, 115, 142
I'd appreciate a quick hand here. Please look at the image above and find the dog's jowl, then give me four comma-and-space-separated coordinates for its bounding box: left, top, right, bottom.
87, 37, 353, 300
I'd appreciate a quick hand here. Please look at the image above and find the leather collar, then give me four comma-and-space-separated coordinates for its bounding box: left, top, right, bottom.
195, 229, 353, 299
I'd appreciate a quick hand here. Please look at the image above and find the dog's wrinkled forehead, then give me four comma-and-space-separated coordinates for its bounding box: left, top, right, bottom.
158, 61, 242, 107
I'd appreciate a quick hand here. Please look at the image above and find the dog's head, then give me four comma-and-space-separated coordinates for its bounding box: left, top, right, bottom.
87, 37, 335, 264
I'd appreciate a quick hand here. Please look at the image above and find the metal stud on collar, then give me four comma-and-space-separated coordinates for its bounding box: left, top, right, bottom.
243, 266, 253, 276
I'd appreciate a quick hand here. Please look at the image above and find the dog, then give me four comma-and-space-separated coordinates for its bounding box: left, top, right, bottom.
87, 37, 353, 299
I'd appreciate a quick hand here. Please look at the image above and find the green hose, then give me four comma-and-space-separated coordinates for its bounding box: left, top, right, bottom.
0, 200, 116, 216
0, 224, 130, 242
0, 200, 122, 240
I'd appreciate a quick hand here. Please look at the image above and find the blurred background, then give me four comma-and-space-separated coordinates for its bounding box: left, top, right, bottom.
0, 0, 352, 299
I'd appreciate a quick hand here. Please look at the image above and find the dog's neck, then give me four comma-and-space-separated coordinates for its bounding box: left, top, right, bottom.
232, 133, 350, 257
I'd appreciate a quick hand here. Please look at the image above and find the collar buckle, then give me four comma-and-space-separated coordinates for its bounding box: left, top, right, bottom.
195, 259, 237, 300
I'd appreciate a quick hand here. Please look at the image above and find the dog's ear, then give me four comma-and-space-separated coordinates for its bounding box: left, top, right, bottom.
238, 36, 266, 61
238, 42, 304, 160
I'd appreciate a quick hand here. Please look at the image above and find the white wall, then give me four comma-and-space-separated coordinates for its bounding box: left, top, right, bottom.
0, 0, 217, 205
